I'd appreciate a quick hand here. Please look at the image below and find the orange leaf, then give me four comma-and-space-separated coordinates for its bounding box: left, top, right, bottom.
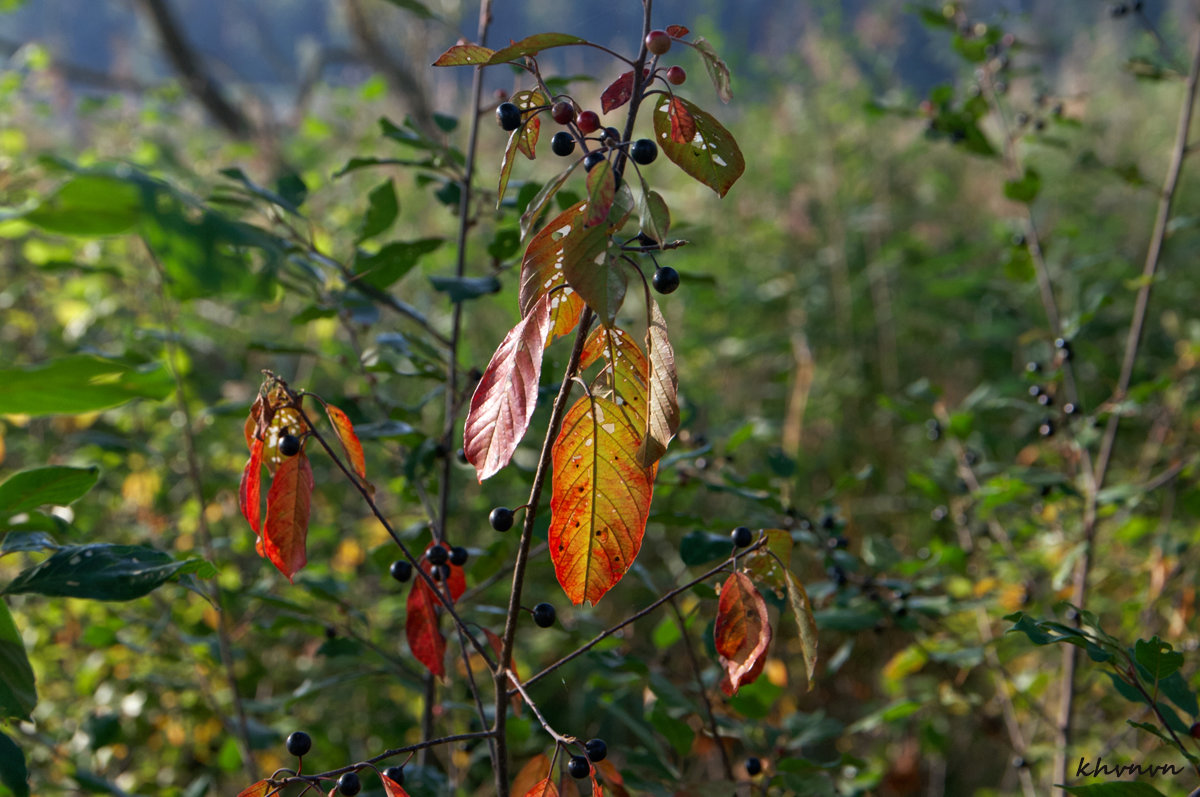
635, 299, 679, 467
601, 70, 636, 114
382, 773, 411, 797
715, 572, 772, 695
523, 778, 560, 797
239, 438, 264, 535
484, 628, 523, 715
589, 768, 605, 797
324, 403, 366, 480
594, 761, 630, 797
463, 294, 553, 482
237, 780, 271, 797
262, 451, 314, 581
519, 201, 602, 345
512, 754, 552, 796
432, 42, 496, 66
581, 325, 648, 424
512, 90, 546, 160
549, 395, 654, 605
405, 542, 467, 678
666, 24, 690, 37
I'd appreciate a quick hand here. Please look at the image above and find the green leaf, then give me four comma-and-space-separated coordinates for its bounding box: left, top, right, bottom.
0, 356, 173, 416
2, 544, 210, 601
653, 95, 745, 197
24, 175, 142, 235
562, 245, 625, 327
1134, 636, 1184, 681
1060, 782, 1169, 796
1004, 168, 1042, 203
354, 238, 443, 290
679, 530, 731, 565
691, 36, 732, 103
0, 729, 29, 797
584, 159, 616, 227
1158, 670, 1199, 717
357, 179, 399, 242
485, 33, 586, 65
0, 601, 36, 720
786, 572, 820, 690
637, 186, 671, 244
648, 704, 693, 757
0, 466, 99, 516
0, 532, 60, 557
428, 275, 501, 302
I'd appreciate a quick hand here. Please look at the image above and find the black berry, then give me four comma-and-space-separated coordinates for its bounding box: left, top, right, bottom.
1037, 392, 1053, 406
630, 138, 658, 165
489, 506, 515, 532
456, 447, 469, 465
567, 755, 590, 779
389, 560, 413, 582
1029, 385, 1043, 398
383, 766, 405, 784
1012, 755, 1027, 769
583, 151, 606, 171
1063, 402, 1078, 415
286, 731, 312, 757
532, 602, 556, 628
731, 526, 753, 548
427, 545, 449, 566
746, 757, 762, 776
449, 546, 469, 566
496, 102, 522, 131
1038, 418, 1055, 437
1025, 361, 1041, 373
602, 126, 621, 144
432, 564, 451, 581
652, 266, 680, 294
337, 772, 362, 796
646, 29, 672, 55
585, 738, 607, 762
279, 434, 301, 457
551, 131, 576, 157
551, 101, 575, 125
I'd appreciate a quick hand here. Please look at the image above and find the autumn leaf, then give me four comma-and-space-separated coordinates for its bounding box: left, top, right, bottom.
324, 403, 366, 480
740, 528, 793, 596
653, 95, 745, 197
463, 294, 553, 482
405, 542, 467, 679
786, 571, 819, 690
594, 760, 630, 797
601, 70, 636, 113
484, 33, 586, 65
236, 780, 271, 797
498, 128, 521, 206
519, 162, 580, 240
512, 754, 552, 797
714, 572, 772, 695
581, 325, 648, 424
519, 202, 595, 344
512, 90, 546, 160
549, 396, 654, 605
691, 36, 733, 103
635, 299, 679, 467
665, 24, 690, 37
382, 773, 411, 797
522, 778, 559, 797
584, 159, 616, 227
432, 42, 495, 66
261, 451, 314, 581
239, 438, 264, 535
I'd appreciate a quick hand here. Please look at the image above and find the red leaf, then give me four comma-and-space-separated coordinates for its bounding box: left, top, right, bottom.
584, 159, 616, 228
239, 438, 264, 535
512, 754, 553, 796
594, 761, 630, 797
636, 299, 679, 467
432, 42, 496, 66
262, 452, 314, 581
324, 403, 366, 480
522, 778, 559, 797
665, 24, 690, 37
653, 96, 745, 198
405, 542, 466, 678
237, 780, 271, 797
463, 294, 553, 482
512, 90, 546, 160
589, 768, 605, 797
382, 773, 411, 797
714, 572, 772, 695
600, 70, 636, 114
549, 396, 654, 605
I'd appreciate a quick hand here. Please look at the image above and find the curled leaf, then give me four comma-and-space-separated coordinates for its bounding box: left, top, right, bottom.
714, 572, 772, 695
636, 299, 679, 467
324, 403, 366, 480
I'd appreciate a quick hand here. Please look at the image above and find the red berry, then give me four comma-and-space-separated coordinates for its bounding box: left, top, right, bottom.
576, 110, 601, 134
551, 101, 575, 125
646, 30, 672, 55
666, 66, 686, 85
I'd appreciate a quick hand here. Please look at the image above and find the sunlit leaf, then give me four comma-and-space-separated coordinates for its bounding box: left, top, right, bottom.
236, 780, 271, 797
584, 160, 616, 227
512, 90, 546, 160
463, 294, 553, 482
519, 162, 580, 240
262, 452, 314, 581
519, 202, 596, 344
653, 95, 744, 197
24, 174, 142, 235
512, 754, 552, 797
740, 529, 792, 596
405, 542, 467, 678
581, 325, 648, 424
635, 299, 679, 467
0, 601, 36, 721
432, 42, 496, 66
715, 572, 772, 695
498, 128, 521, 205
601, 70, 636, 113
382, 772, 412, 797
0, 356, 172, 416
522, 778, 559, 797
665, 24, 690, 37
0, 466, 98, 516
691, 36, 732, 103
637, 186, 670, 244
239, 439, 264, 535
486, 33, 586, 65
549, 396, 654, 605
324, 404, 367, 480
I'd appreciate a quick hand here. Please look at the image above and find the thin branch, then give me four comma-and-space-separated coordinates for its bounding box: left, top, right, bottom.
271, 731, 495, 790
508, 671, 576, 746
669, 596, 734, 780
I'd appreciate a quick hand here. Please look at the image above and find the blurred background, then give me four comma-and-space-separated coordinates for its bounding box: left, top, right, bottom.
2, 0, 1200, 795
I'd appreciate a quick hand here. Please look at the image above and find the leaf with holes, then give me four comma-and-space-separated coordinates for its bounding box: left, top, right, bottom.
239, 438, 264, 535
691, 36, 732, 103
405, 542, 467, 678
486, 33, 586, 65
653, 95, 744, 197
432, 43, 495, 66
463, 294, 552, 482
549, 396, 654, 605
584, 160, 616, 228
786, 571, 819, 690
519, 202, 598, 343
715, 572, 772, 696
636, 299, 679, 467
601, 70, 636, 113
512, 754, 553, 797
511, 90, 546, 160
262, 452, 314, 581
519, 162, 580, 240
324, 403, 366, 480
581, 325, 648, 423
382, 772, 411, 797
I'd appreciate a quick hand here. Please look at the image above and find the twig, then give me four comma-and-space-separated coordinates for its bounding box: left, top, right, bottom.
508, 671, 576, 746
669, 597, 734, 780
272, 731, 495, 789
